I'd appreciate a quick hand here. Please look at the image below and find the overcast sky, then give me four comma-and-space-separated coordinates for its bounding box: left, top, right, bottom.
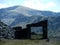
0, 0, 60, 12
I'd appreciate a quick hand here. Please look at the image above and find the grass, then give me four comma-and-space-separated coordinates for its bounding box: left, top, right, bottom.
0, 38, 60, 45
31, 34, 43, 39
0, 39, 40, 45
0, 35, 60, 45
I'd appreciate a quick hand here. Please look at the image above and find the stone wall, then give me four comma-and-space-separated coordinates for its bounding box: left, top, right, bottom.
0, 21, 15, 39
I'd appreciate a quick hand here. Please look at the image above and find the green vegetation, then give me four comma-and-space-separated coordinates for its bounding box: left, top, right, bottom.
0, 39, 60, 45
31, 34, 43, 39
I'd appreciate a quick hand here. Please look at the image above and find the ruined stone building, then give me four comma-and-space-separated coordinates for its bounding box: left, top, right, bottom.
0, 20, 48, 40
13, 20, 48, 40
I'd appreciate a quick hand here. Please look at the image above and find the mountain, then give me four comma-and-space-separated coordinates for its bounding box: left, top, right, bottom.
0, 6, 60, 37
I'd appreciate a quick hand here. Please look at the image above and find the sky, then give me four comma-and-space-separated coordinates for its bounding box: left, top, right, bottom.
0, 0, 60, 12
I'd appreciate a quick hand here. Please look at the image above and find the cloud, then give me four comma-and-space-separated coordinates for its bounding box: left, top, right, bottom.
0, 0, 57, 11
22, 0, 56, 10
22, 0, 44, 10
45, 2, 56, 9
0, 4, 8, 8
0, 3, 16, 9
